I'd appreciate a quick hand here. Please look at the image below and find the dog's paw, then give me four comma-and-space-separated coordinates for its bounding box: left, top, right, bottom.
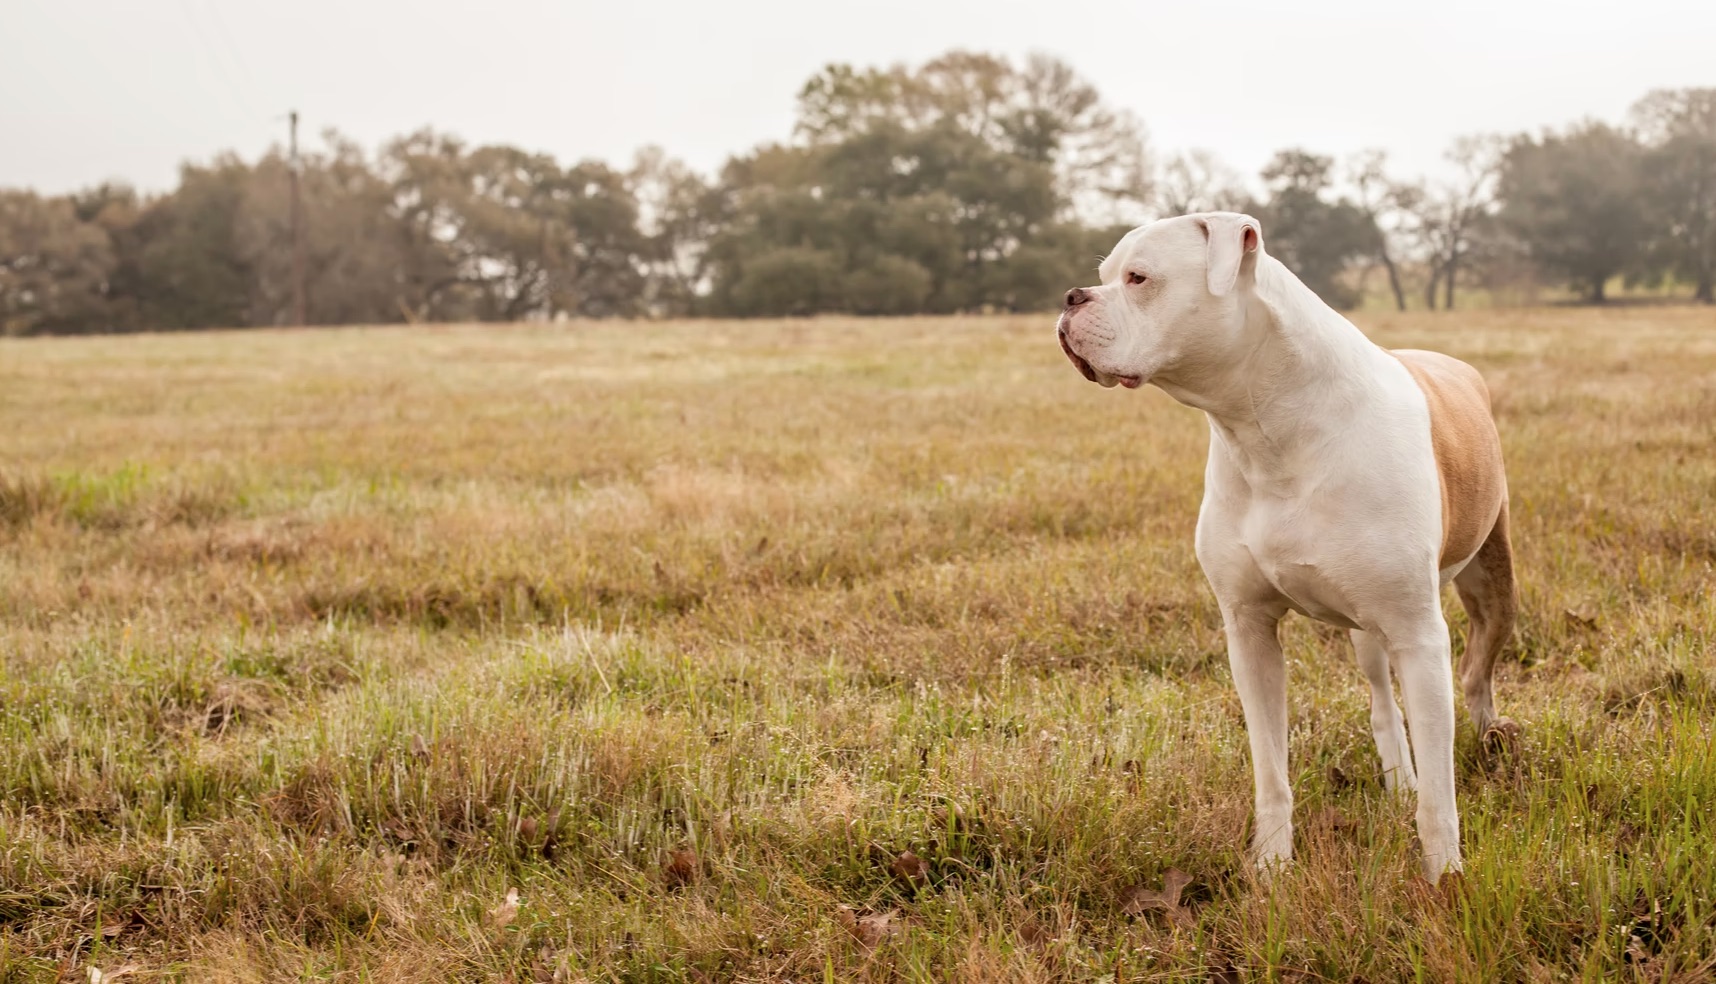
1249, 849, 1293, 888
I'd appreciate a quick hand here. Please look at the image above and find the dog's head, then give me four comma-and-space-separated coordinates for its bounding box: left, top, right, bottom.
1055, 212, 1264, 390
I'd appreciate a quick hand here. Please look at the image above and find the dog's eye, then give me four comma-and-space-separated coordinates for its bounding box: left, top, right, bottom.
1127, 272, 1147, 286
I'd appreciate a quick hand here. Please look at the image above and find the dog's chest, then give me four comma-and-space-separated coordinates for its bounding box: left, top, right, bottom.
1238, 501, 1363, 629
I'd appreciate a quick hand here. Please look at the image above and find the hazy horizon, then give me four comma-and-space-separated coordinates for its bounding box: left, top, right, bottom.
5, 0, 1713, 195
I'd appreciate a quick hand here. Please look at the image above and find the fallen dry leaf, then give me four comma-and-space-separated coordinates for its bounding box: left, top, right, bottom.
663, 847, 701, 888
542, 807, 562, 859
1327, 764, 1352, 791
1481, 718, 1523, 758
1564, 609, 1598, 632
528, 945, 557, 983
517, 816, 539, 845
1121, 868, 1194, 928
889, 850, 929, 889
837, 906, 902, 948
489, 887, 521, 931
1314, 806, 1356, 832
1121, 759, 1144, 792
409, 733, 430, 760
1208, 953, 1242, 984
1016, 914, 1051, 948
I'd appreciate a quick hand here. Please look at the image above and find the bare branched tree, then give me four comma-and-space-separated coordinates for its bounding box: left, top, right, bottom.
1346, 149, 1414, 311
1153, 149, 1249, 219
1408, 136, 1502, 310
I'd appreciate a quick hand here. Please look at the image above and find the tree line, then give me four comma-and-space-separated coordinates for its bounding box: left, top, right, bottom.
2, 54, 1712, 335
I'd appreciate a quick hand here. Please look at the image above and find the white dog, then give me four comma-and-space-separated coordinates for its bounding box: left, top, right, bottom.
1056, 212, 1515, 883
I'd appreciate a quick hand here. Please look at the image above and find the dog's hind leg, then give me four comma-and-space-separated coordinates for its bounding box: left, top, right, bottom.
1453, 498, 1518, 743
1351, 629, 1416, 794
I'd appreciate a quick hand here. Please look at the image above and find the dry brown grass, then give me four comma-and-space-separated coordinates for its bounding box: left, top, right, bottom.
1, 308, 1713, 981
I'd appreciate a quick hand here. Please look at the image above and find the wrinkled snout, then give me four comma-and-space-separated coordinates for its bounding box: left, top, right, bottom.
1056, 286, 1102, 384
1057, 317, 1101, 383
1055, 284, 1141, 390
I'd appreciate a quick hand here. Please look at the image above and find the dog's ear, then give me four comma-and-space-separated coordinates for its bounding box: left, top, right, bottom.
1203, 213, 1263, 297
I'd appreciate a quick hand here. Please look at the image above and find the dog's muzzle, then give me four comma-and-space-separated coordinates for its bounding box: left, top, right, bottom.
1056, 319, 1102, 384
1056, 314, 1141, 389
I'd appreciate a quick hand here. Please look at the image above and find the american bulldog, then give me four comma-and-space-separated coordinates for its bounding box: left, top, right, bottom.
1056, 212, 1516, 883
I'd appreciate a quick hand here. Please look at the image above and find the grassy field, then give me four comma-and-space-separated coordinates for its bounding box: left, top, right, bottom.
1, 308, 1714, 982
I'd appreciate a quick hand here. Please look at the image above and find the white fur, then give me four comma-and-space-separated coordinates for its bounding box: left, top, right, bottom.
1056, 212, 1477, 882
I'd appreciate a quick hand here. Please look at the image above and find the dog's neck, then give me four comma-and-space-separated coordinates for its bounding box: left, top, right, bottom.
1154, 254, 1384, 477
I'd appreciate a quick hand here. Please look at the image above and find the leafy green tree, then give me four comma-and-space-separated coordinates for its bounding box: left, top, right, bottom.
130, 157, 254, 329
1498, 123, 1649, 302
0, 190, 118, 335
239, 133, 411, 326
382, 131, 647, 321
1632, 88, 1716, 302
706, 51, 1135, 317
1248, 150, 1376, 308
629, 146, 717, 316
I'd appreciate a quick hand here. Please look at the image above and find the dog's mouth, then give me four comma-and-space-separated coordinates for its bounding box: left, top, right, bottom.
1057, 325, 1141, 389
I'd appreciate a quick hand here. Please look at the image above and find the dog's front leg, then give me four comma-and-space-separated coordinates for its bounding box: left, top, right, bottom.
1224, 607, 1292, 875
1389, 616, 1463, 882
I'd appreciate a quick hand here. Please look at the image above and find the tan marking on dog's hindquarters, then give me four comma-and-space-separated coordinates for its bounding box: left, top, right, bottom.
1391, 349, 1508, 569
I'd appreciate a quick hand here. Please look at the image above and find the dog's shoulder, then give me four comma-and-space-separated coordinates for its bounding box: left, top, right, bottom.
1387, 348, 1492, 410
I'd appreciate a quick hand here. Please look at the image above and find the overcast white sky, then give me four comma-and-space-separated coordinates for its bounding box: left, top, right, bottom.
3, 0, 1712, 195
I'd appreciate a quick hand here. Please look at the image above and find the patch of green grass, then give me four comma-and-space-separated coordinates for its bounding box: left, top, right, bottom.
0, 309, 1713, 981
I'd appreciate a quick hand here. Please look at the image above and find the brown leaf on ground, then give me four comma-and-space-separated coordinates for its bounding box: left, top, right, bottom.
409, 733, 430, 760
1481, 718, 1523, 759
1121, 868, 1194, 928
1122, 759, 1143, 792
489, 887, 520, 931
837, 906, 901, 948
663, 847, 701, 888
1624, 933, 1653, 970
1314, 806, 1356, 832
528, 946, 557, 984
542, 807, 562, 859
516, 816, 539, 846
1326, 764, 1352, 791
889, 850, 929, 889
1564, 609, 1598, 632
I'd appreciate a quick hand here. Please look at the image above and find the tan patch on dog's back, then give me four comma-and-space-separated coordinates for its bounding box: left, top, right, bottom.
1392, 349, 1508, 569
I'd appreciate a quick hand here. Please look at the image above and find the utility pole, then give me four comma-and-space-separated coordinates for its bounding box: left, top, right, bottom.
288, 109, 307, 325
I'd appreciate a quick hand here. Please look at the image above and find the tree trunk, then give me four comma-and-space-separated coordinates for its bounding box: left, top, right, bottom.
1697, 232, 1714, 303
1444, 252, 1457, 310
1592, 275, 1607, 303
1424, 264, 1440, 311
1380, 249, 1407, 311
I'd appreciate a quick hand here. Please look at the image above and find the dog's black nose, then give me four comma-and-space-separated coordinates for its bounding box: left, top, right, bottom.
1064, 287, 1092, 309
